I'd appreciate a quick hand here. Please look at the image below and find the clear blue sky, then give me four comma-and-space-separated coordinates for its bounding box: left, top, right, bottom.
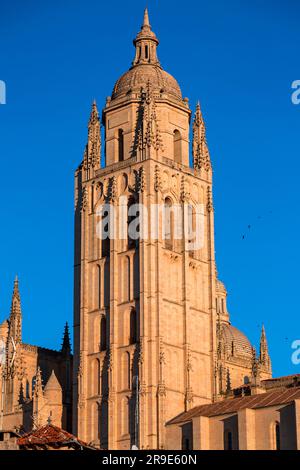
0, 0, 299, 377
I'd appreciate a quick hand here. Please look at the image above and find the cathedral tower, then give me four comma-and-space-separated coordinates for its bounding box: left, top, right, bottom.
73, 9, 268, 449
73, 9, 217, 449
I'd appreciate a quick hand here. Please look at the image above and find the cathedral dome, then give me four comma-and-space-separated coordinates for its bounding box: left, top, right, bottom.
112, 64, 182, 101
111, 9, 183, 103
221, 323, 253, 359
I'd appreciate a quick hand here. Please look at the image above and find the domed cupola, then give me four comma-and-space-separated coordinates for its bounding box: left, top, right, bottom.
111, 9, 183, 103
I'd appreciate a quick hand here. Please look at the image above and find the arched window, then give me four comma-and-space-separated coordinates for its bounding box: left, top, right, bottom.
173, 130, 182, 163
118, 129, 124, 162
224, 430, 233, 450
163, 198, 173, 250
130, 308, 137, 344
100, 316, 107, 351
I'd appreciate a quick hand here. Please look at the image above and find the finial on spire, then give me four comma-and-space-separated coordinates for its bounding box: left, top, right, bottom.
143, 8, 150, 28
9, 275, 22, 342
83, 100, 101, 173
13, 275, 19, 294
61, 322, 71, 353
133, 8, 160, 67
192, 101, 211, 172
89, 99, 99, 124
259, 324, 271, 372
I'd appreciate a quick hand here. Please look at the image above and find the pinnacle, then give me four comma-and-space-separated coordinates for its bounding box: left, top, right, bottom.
10, 275, 21, 316
13, 275, 19, 293
61, 321, 71, 353
143, 8, 150, 28
89, 100, 99, 125
260, 324, 267, 344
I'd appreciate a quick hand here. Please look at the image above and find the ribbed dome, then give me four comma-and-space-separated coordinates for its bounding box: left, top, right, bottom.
112, 64, 182, 101
221, 324, 253, 359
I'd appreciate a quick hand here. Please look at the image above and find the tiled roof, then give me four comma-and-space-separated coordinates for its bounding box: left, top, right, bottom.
167, 387, 300, 425
17, 424, 89, 449
221, 323, 253, 358
262, 374, 300, 384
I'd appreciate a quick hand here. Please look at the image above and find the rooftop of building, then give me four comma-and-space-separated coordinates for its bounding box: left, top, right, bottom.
17, 424, 95, 450
167, 384, 300, 425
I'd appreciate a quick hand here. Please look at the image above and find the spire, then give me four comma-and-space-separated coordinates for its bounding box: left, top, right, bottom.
133, 8, 160, 67
9, 275, 22, 343
251, 346, 260, 384
61, 322, 71, 354
192, 102, 211, 172
83, 100, 101, 172
135, 80, 164, 159
143, 7, 150, 28
259, 324, 271, 372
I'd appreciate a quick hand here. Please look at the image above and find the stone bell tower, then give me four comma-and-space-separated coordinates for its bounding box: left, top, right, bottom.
73, 9, 217, 449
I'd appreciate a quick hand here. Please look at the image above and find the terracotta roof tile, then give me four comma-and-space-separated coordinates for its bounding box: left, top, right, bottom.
17, 424, 88, 448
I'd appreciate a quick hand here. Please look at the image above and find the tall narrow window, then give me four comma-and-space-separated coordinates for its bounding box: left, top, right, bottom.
123, 256, 131, 302
94, 359, 101, 395
100, 316, 107, 351
121, 398, 129, 435
173, 130, 182, 163
101, 211, 110, 257
145, 45, 149, 60
128, 196, 137, 249
164, 198, 173, 250
275, 422, 280, 450
118, 129, 124, 162
122, 352, 131, 390
188, 204, 195, 257
97, 265, 101, 309
129, 308, 137, 344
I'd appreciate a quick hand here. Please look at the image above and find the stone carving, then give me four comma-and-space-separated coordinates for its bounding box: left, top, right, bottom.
192, 102, 211, 171
154, 165, 162, 192
83, 101, 101, 171
180, 176, 190, 202
80, 187, 88, 212
207, 186, 213, 212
